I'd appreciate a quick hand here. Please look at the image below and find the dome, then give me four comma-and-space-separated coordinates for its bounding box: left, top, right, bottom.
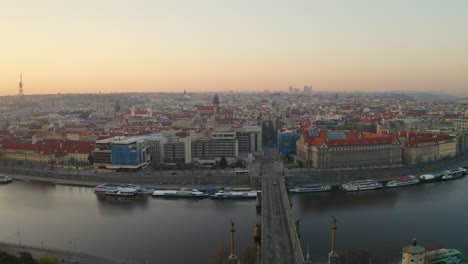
403, 237, 426, 254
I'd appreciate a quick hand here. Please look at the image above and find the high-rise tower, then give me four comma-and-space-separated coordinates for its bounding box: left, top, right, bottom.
18, 73, 24, 96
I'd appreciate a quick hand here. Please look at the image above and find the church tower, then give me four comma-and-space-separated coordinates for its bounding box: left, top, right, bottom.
18, 73, 24, 96
402, 236, 426, 264
213, 94, 220, 115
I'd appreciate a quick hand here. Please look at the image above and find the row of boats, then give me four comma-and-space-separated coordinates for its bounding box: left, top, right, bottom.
93, 167, 466, 197
289, 167, 467, 193
94, 184, 260, 199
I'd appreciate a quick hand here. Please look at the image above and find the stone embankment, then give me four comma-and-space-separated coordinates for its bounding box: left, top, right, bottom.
1, 154, 467, 188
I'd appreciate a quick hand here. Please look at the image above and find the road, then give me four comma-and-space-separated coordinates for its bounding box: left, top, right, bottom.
261, 148, 304, 264
0, 241, 134, 264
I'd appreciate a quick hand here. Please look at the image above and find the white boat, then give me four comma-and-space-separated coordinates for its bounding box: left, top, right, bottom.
105, 187, 137, 197
210, 190, 260, 199
94, 184, 120, 193
152, 189, 208, 198
341, 180, 383, 192
386, 176, 420, 188
441, 167, 466, 180
0, 175, 13, 184
289, 184, 332, 193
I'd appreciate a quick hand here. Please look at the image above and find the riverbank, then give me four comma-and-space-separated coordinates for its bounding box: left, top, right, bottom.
1, 155, 467, 189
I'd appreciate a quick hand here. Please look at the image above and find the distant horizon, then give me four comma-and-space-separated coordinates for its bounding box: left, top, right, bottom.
1, 1, 467, 96
2, 89, 468, 98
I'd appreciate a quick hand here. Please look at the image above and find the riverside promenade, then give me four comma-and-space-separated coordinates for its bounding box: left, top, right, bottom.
1, 153, 467, 188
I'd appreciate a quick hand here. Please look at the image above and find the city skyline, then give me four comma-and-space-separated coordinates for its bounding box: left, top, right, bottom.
1, 0, 467, 96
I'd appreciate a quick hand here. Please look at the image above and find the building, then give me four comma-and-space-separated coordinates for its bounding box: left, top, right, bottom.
234, 126, 262, 153
304, 85, 312, 94
402, 134, 456, 164
277, 129, 300, 156
185, 131, 238, 165
163, 141, 186, 164
401, 237, 464, 264
377, 119, 432, 135
451, 119, 468, 131
296, 129, 402, 168
402, 237, 426, 264
0, 142, 56, 163
196, 105, 214, 115
144, 133, 168, 164
93, 136, 150, 170
0, 139, 94, 165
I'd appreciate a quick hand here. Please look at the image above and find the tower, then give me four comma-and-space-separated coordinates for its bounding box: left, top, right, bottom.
18, 73, 24, 96
328, 216, 339, 264
213, 94, 220, 115
228, 220, 239, 264
402, 236, 426, 264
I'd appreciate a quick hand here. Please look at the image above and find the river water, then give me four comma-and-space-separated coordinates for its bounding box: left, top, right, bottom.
0, 177, 466, 263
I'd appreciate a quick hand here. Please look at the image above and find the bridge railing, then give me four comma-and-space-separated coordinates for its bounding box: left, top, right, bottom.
278, 181, 305, 263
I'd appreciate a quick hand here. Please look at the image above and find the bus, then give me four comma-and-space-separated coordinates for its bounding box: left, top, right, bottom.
235, 169, 250, 175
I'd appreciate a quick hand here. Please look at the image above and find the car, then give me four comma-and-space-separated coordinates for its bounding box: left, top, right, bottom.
171, 172, 177, 175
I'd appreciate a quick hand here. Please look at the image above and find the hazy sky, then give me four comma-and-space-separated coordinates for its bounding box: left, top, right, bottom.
1, 0, 467, 96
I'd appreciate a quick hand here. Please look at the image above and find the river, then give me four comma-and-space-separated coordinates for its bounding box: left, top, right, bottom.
0, 177, 466, 263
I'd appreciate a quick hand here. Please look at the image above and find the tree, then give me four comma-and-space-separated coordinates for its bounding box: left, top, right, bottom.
87, 155, 94, 165
0, 250, 20, 264
220, 156, 228, 169
38, 256, 58, 264
19, 251, 38, 264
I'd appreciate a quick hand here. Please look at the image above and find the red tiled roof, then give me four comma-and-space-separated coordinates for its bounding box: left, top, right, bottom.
197, 106, 214, 111
302, 129, 396, 146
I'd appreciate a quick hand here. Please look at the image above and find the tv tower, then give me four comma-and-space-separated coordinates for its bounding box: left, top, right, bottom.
18, 73, 24, 96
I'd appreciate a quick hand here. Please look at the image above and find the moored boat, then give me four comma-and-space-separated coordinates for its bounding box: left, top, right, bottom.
94, 184, 119, 193
341, 180, 383, 192
386, 176, 420, 188
441, 167, 466, 180
105, 187, 137, 197
135, 186, 155, 195
210, 190, 260, 199
152, 189, 208, 198
289, 184, 332, 193
0, 175, 13, 184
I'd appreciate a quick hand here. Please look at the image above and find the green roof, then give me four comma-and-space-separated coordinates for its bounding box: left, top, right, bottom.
403, 245, 426, 254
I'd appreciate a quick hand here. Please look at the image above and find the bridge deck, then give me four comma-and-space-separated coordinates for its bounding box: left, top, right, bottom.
262, 175, 304, 264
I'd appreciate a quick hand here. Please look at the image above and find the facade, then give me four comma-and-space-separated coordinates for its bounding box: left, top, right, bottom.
402, 134, 456, 164
145, 133, 168, 164
0, 140, 94, 164
185, 131, 238, 165
296, 129, 402, 168
0, 142, 56, 163
163, 141, 186, 164
451, 119, 468, 131
377, 119, 432, 135
277, 130, 300, 156
234, 126, 262, 153
93, 136, 150, 170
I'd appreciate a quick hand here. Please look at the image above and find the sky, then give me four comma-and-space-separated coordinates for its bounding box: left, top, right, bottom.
0, 0, 467, 96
